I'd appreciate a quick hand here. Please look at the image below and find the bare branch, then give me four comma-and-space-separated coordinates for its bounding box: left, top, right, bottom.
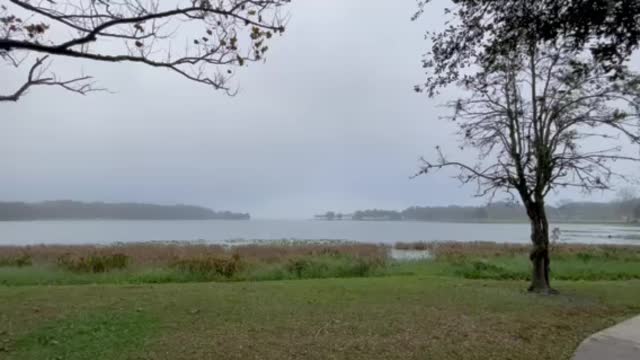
415, 39, 640, 207
0, 0, 291, 101
0, 55, 102, 102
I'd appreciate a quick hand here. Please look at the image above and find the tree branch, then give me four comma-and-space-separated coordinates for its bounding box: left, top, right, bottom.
1, 0, 290, 100
0, 55, 101, 102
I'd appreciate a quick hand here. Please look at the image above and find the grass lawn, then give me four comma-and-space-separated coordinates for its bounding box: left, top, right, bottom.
2, 276, 640, 360
1, 242, 640, 359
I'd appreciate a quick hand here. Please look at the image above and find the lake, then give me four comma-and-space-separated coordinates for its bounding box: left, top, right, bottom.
0, 219, 639, 246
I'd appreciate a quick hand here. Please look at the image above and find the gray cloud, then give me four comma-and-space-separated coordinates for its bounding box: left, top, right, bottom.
1, 0, 636, 218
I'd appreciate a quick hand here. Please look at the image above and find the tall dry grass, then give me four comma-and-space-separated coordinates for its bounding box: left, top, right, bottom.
3, 241, 638, 268
0, 242, 389, 267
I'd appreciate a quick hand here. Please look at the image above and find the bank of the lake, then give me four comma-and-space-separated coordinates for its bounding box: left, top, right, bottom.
2, 241, 640, 359
2, 276, 639, 359
1, 241, 640, 285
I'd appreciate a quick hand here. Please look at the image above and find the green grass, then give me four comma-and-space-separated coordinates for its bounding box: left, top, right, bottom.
2, 254, 640, 286
1, 277, 639, 359
2, 246, 640, 359
0, 266, 204, 286
7, 311, 157, 360
382, 251, 640, 282
437, 256, 640, 281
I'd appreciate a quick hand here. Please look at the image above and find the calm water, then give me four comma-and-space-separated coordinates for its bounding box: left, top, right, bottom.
0, 219, 639, 246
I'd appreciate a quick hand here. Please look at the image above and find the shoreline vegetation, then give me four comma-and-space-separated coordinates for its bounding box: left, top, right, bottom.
1, 241, 640, 286
2, 241, 640, 359
0, 201, 250, 221
315, 200, 640, 224
312, 217, 640, 226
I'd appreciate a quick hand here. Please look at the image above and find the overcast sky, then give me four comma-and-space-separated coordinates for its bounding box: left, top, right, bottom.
2, 0, 638, 219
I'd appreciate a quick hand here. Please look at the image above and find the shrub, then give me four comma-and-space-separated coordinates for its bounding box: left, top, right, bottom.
57, 253, 129, 273
285, 255, 386, 279
315, 247, 341, 257
0, 254, 32, 267
286, 258, 314, 278
285, 257, 334, 278
395, 242, 429, 251
171, 254, 242, 279
455, 260, 528, 280
576, 252, 595, 262
347, 257, 386, 277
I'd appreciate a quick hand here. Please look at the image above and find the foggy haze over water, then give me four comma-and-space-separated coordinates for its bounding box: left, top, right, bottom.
2, 0, 638, 219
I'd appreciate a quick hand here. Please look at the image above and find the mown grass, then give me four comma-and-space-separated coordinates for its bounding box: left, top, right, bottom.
1, 277, 639, 359
6, 311, 157, 360
447, 256, 640, 281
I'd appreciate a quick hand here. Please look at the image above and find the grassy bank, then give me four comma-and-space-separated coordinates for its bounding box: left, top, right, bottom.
1, 241, 640, 285
391, 241, 640, 281
1, 242, 640, 359
2, 277, 640, 359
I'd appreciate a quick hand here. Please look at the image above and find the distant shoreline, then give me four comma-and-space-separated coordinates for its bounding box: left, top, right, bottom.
315, 201, 640, 225
311, 218, 639, 226
0, 201, 250, 221
0, 218, 251, 222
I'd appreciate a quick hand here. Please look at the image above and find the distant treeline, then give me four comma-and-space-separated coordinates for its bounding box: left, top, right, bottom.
0, 201, 250, 221
320, 200, 640, 223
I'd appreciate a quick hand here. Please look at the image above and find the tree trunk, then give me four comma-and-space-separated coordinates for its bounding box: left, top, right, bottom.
526, 202, 555, 294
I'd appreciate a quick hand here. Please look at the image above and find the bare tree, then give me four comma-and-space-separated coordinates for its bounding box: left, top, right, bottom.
415, 40, 640, 293
0, 0, 290, 102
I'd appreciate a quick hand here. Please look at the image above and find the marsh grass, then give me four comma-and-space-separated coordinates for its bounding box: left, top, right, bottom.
57, 253, 129, 273
0, 243, 390, 285
1, 241, 640, 285
0, 254, 32, 268
0, 242, 387, 265
282, 255, 385, 279
171, 254, 243, 279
